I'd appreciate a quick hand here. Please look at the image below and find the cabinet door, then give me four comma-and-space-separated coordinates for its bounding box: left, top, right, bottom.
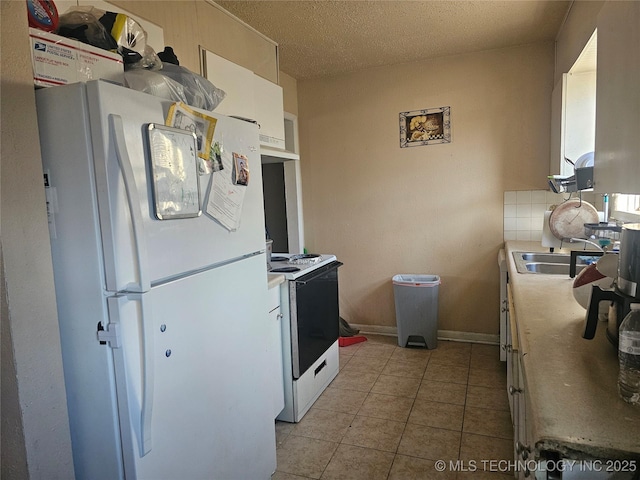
516, 357, 531, 480
506, 284, 517, 421
201, 51, 286, 150
202, 50, 256, 120
549, 76, 566, 177
254, 76, 285, 149
268, 287, 285, 418
594, 1, 640, 194
509, 348, 520, 468
499, 252, 508, 362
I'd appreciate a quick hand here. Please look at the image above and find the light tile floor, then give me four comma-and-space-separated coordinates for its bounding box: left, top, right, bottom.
272, 335, 514, 480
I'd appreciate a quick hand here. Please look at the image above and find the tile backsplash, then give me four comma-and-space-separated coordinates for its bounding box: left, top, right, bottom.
503, 190, 599, 241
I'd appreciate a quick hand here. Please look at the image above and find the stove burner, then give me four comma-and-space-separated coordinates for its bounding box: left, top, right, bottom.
270, 256, 289, 262
271, 267, 301, 273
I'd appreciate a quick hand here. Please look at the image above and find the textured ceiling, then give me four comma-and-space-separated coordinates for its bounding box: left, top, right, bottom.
216, 0, 572, 80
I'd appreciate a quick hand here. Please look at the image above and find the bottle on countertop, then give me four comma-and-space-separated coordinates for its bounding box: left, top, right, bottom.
618, 303, 640, 405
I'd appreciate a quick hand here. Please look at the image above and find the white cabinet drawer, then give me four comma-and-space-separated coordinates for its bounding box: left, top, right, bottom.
293, 342, 339, 421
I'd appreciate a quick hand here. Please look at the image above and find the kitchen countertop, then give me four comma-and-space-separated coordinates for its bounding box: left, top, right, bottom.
505, 241, 640, 461
267, 273, 285, 290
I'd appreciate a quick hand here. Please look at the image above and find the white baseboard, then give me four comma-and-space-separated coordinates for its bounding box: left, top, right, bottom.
350, 323, 499, 345
437, 330, 499, 345
350, 323, 397, 336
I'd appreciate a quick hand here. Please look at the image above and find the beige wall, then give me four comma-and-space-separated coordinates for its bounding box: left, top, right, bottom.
297, 43, 554, 335
1, 1, 75, 478
280, 71, 298, 116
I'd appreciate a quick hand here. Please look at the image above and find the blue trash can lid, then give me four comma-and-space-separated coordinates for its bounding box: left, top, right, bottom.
392, 275, 441, 286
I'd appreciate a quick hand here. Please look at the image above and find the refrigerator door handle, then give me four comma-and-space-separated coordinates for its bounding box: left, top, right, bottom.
134, 292, 155, 457
109, 114, 150, 293
107, 293, 155, 459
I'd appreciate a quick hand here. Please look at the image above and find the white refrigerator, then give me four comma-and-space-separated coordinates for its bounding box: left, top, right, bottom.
36, 80, 276, 480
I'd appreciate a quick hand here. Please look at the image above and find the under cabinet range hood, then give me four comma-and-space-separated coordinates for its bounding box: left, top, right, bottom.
261, 145, 299, 161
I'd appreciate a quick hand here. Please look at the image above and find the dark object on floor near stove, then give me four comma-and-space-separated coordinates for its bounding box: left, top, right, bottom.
339, 317, 359, 337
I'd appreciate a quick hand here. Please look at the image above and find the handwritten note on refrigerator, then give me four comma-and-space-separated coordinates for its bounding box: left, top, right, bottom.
206, 151, 247, 231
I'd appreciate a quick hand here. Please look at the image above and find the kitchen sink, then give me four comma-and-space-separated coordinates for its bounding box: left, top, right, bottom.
519, 253, 571, 264
512, 251, 600, 275
524, 263, 583, 274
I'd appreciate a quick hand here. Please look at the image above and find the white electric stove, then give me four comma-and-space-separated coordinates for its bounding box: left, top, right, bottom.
270, 253, 342, 422
269, 253, 338, 279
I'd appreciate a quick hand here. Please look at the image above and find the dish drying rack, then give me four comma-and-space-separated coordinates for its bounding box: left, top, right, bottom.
557, 224, 622, 252
547, 153, 594, 193
583, 223, 622, 242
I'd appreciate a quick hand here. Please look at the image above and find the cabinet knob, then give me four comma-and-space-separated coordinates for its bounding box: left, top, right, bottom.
509, 385, 522, 395
502, 299, 509, 312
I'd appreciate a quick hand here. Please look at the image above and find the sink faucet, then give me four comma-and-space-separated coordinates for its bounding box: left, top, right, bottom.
569, 238, 605, 252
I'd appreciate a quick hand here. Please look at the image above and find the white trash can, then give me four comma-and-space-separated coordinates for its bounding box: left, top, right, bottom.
392, 274, 441, 349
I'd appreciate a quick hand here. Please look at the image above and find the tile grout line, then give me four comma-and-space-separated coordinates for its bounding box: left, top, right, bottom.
384, 349, 432, 479
274, 340, 508, 479
317, 345, 391, 480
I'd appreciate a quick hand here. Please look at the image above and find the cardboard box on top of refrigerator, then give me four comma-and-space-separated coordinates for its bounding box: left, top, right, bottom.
29, 28, 124, 87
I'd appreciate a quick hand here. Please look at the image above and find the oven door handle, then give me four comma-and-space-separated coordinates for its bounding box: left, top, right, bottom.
294, 261, 343, 284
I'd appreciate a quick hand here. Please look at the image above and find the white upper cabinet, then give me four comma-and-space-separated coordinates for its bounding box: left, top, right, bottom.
565, 70, 596, 166
202, 50, 285, 150
594, 1, 640, 194
202, 49, 256, 120
549, 75, 567, 177
254, 75, 285, 150
550, 32, 597, 179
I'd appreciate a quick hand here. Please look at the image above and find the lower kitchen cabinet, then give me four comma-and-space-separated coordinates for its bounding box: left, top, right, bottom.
502, 242, 640, 480
506, 287, 638, 480
507, 284, 533, 479
268, 285, 285, 418
514, 356, 534, 479
499, 249, 509, 362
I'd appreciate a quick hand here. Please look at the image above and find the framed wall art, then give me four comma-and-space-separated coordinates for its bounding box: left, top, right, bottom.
399, 106, 451, 148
